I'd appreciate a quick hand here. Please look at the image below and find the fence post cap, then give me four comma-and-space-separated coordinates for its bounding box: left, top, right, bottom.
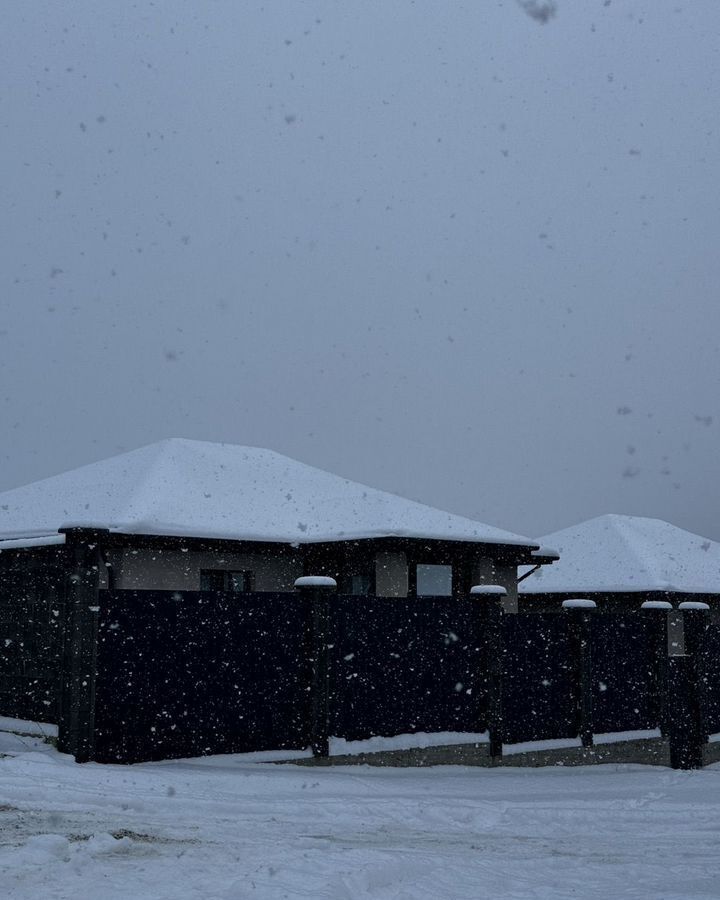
640, 600, 673, 610
561, 598, 597, 610
678, 601, 710, 611
470, 585, 507, 596
294, 576, 337, 590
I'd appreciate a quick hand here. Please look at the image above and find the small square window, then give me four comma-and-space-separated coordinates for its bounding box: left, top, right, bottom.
416, 564, 452, 597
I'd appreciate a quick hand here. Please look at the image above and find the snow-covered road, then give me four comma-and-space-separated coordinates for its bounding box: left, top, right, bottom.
2, 741, 720, 899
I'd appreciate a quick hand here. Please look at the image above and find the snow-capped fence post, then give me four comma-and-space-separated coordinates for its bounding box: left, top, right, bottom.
562, 599, 596, 749
640, 600, 673, 737
295, 576, 337, 759
57, 527, 108, 763
471, 585, 507, 763
666, 602, 711, 769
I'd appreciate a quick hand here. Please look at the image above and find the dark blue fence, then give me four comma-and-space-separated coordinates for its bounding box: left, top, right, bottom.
0, 560, 65, 722
94, 590, 312, 763
330, 595, 485, 741
502, 613, 577, 743
94, 590, 488, 762
688, 613, 720, 736
2, 585, 691, 764
590, 615, 660, 734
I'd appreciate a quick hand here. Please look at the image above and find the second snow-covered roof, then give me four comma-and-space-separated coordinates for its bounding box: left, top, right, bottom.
0, 439, 537, 548
519, 514, 720, 594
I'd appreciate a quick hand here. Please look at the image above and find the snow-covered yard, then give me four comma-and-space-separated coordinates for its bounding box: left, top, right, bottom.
2, 727, 720, 899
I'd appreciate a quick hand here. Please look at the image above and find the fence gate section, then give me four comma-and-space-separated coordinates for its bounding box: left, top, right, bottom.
93, 590, 312, 763
329, 595, 486, 742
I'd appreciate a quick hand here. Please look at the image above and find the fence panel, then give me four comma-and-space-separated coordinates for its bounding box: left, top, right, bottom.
87, 591, 678, 762
330, 596, 485, 742
93, 590, 311, 763
0, 561, 65, 723
590, 614, 660, 734
696, 616, 720, 735
502, 613, 577, 743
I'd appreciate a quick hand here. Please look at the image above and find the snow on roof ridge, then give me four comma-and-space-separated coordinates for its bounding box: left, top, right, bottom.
119, 440, 183, 526
0, 438, 538, 547
138, 439, 534, 541
615, 516, 717, 592
605, 516, 665, 589
520, 513, 720, 594
594, 515, 712, 578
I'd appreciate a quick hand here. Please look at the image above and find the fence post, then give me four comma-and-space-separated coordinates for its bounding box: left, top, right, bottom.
681, 601, 711, 745
663, 602, 709, 770
562, 599, 596, 749
640, 600, 672, 737
680, 601, 710, 762
57, 527, 107, 763
295, 576, 337, 759
470, 585, 506, 763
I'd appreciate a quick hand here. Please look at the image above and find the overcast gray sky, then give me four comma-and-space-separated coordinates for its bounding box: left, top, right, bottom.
2, 1, 719, 542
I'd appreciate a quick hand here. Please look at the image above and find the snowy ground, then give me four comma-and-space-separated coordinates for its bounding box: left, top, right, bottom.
2, 729, 720, 899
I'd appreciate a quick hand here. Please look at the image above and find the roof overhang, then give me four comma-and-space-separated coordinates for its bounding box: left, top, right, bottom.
0, 533, 67, 552
0, 527, 541, 565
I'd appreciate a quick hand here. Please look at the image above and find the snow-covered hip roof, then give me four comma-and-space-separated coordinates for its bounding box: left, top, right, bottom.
519, 514, 720, 594
0, 438, 537, 548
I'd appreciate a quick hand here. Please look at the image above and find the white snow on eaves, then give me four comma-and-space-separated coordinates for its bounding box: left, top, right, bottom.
0, 534, 66, 551
0, 438, 537, 548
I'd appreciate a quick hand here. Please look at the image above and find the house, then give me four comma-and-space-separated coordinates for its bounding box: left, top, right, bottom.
519, 514, 720, 611
0, 438, 558, 756
0, 437, 550, 603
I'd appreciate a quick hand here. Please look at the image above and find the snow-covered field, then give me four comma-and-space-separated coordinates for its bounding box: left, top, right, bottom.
2, 728, 720, 899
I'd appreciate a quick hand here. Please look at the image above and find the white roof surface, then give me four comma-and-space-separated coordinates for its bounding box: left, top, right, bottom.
0, 439, 536, 548
519, 514, 720, 594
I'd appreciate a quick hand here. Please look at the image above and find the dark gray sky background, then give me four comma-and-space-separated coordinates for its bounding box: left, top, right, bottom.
2, 1, 719, 541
